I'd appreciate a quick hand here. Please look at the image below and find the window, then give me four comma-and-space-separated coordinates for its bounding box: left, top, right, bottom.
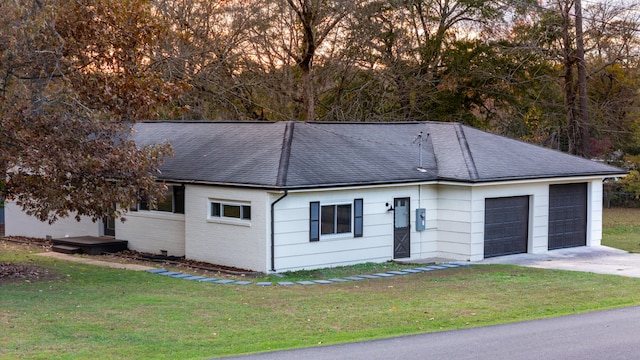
309, 199, 363, 241
156, 188, 174, 212
132, 185, 184, 214
210, 200, 251, 221
321, 204, 351, 235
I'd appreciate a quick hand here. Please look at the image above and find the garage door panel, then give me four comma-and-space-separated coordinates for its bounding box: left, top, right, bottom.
549, 183, 587, 250
484, 196, 529, 258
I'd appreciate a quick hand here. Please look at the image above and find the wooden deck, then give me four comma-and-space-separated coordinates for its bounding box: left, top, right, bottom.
51, 236, 128, 255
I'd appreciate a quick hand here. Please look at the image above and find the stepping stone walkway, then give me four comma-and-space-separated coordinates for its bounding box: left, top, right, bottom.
145, 262, 470, 287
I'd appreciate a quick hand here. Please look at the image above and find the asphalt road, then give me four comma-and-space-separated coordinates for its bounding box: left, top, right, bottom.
217, 306, 640, 360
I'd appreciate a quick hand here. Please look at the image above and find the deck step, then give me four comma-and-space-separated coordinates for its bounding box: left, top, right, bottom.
52, 245, 82, 254
52, 236, 128, 255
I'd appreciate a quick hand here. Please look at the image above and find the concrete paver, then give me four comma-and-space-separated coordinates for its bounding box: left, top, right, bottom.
478, 245, 640, 278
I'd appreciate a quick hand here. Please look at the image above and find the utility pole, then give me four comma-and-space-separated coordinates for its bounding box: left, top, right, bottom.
575, 0, 590, 158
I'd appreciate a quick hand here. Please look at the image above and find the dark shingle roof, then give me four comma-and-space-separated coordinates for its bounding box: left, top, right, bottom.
131, 121, 624, 189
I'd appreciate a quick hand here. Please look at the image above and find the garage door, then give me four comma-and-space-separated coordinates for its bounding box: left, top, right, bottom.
484, 196, 529, 258
548, 183, 587, 250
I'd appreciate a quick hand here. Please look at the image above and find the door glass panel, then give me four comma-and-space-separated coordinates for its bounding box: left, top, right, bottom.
394, 199, 409, 228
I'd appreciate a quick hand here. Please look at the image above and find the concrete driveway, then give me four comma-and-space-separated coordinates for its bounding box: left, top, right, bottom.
478, 245, 640, 278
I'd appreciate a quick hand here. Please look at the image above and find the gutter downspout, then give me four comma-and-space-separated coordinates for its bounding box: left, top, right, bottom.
270, 191, 288, 272
270, 122, 294, 272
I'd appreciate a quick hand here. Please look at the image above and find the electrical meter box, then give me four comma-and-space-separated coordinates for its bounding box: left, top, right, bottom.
415, 208, 426, 231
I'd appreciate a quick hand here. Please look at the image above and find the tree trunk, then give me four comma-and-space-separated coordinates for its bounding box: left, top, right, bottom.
561, 0, 579, 155
575, 0, 590, 158
301, 65, 315, 121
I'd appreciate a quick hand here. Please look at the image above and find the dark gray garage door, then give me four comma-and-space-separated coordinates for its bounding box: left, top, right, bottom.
484, 196, 529, 258
548, 183, 587, 250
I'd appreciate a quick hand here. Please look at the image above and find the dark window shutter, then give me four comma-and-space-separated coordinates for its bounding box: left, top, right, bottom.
354, 199, 363, 237
310, 202, 320, 242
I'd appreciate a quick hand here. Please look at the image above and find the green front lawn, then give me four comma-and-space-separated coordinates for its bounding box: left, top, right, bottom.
602, 207, 640, 253
3, 240, 640, 359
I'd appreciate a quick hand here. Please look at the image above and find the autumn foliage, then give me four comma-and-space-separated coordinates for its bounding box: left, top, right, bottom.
0, 0, 179, 222
1, 0, 639, 222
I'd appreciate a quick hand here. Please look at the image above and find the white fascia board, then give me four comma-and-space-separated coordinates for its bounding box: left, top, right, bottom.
276, 175, 624, 194
278, 181, 440, 194
437, 174, 626, 188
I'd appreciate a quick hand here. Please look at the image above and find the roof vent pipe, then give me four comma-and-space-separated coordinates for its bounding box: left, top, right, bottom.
413, 131, 430, 172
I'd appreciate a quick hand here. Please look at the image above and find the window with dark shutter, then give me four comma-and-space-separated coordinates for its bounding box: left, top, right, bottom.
311, 200, 363, 241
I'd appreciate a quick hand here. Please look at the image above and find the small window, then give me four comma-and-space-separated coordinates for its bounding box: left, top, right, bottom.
309, 199, 363, 242
133, 185, 184, 214
211, 202, 221, 217
210, 200, 251, 221
321, 204, 351, 235
310, 201, 355, 241
156, 185, 185, 214
173, 186, 185, 214
138, 196, 149, 211
156, 187, 174, 212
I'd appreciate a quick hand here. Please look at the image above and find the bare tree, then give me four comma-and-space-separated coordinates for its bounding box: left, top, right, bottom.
243, 0, 363, 121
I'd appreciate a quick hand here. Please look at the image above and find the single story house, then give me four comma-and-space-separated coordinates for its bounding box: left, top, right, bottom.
5, 121, 625, 273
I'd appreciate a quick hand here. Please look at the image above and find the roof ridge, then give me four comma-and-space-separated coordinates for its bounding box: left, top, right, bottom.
454, 124, 479, 181
276, 122, 295, 187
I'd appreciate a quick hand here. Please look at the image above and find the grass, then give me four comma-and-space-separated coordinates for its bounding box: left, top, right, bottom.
1, 207, 640, 359
261, 261, 411, 282
3, 240, 640, 359
602, 207, 640, 253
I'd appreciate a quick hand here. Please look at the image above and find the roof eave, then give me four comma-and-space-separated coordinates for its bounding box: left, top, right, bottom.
155, 171, 626, 190
437, 171, 628, 186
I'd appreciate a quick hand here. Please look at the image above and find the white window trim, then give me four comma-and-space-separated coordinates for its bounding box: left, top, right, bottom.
320, 202, 353, 238
208, 199, 252, 226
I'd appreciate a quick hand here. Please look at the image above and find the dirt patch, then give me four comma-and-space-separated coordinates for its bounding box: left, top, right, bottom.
97, 250, 257, 275
1, 237, 258, 279
0, 262, 60, 285
93, 250, 259, 278
2, 236, 52, 248
0, 238, 60, 284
